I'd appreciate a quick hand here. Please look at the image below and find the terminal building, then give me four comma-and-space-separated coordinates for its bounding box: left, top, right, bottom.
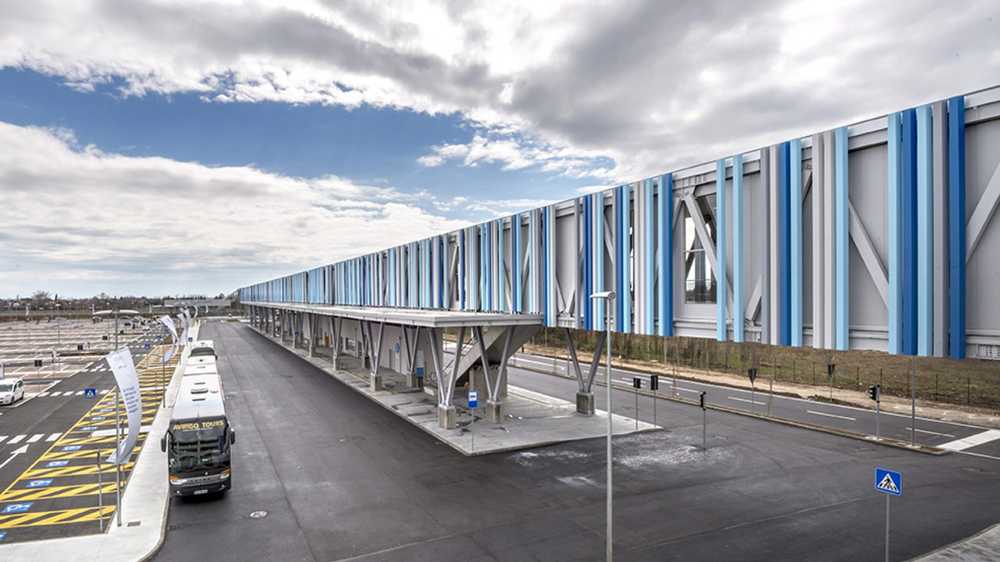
237, 86, 1000, 430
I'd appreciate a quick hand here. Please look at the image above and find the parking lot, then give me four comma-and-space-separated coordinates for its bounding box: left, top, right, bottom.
0, 319, 173, 543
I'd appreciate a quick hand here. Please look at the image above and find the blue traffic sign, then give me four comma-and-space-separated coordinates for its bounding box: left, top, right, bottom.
26, 479, 52, 489
2, 503, 32, 514
84, 387, 97, 399
875, 467, 902, 496
144, 342, 151, 350
0, 531, 6, 541
468, 390, 479, 409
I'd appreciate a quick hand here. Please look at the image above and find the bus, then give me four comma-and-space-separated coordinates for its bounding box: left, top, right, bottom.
161, 373, 235, 497
189, 340, 216, 359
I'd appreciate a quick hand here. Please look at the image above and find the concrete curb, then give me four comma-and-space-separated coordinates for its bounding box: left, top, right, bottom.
508, 356, 948, 456
246, 326, 659, 457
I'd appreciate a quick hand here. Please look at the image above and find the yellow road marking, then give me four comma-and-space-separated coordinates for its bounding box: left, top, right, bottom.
0, 506, 115, 529
0, 482, 120, 502
0, 344, 170, 531
22, 462, 135, 479
40, 448, 116, 461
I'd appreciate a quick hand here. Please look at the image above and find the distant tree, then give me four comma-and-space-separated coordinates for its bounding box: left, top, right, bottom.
31, 290, 50, 305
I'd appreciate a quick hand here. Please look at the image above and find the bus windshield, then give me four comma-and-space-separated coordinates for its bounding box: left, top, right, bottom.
168, 419, 229, 472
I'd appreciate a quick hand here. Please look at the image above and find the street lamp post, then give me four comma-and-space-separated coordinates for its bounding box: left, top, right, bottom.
94, 307, 139, 528
591, 290, 615, 562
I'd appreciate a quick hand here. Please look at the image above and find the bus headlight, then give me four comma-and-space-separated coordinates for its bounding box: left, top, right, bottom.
221, 469, 231, 480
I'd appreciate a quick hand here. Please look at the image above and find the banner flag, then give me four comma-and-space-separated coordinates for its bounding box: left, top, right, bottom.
159, 315, 178, 341
105, 347, 142, 466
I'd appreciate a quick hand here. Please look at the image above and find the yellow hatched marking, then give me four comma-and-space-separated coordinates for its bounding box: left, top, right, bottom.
0, 482, 119, 502
22, 462, 134, 479
40, 448, 116, 461
0, 506, 115, 529
0, 344, 171, 529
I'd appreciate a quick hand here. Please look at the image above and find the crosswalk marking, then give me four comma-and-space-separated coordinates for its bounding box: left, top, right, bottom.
939, 429, 1000, 452
0, 436, 6, 445
46, 433, 61, 442
7, 435, 25, 445
26, 434, 43, 443
74, 391, 84, 396
39, 392, 49, 397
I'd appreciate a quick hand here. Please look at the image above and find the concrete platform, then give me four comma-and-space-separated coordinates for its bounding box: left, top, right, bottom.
250, 327, 658, 456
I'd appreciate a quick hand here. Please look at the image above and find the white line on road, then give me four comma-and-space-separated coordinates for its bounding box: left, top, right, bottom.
938, 429, 1000, 451
39, 391, 49, 397
46, 433, 61, 442
0, 436, 6, 444
729, 396, 767, 406
7, 435, 26, 444
27, 434, 43, 443
905, 427, 956, 438
74, 390, 83, 396
807, 410, 856, 421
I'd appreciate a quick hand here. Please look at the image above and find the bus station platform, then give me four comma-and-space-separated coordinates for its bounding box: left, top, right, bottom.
248, 323, 658, 456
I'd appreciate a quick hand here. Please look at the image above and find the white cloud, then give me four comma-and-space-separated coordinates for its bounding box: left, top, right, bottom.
6, 0, 995, 188
0, 121, 466, 297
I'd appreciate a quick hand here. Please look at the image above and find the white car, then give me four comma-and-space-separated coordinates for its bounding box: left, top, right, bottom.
0, 378, 25, 406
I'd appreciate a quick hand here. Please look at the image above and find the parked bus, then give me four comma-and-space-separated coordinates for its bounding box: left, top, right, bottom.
161, 373, 235, 497
189, 340, 216, 359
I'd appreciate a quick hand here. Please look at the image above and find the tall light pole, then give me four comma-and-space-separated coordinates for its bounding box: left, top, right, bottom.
591, 290, 615, 562
94, 307, 139, 528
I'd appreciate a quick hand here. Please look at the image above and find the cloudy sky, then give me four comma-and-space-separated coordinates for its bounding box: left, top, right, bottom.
1, 0, 998, 298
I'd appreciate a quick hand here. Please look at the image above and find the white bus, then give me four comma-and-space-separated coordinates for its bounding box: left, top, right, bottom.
161, 373, 235, 497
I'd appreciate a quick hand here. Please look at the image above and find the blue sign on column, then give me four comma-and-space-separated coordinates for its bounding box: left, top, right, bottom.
874, 467, 902, 496
468, 390, 478, 409
84, 387, 97, 398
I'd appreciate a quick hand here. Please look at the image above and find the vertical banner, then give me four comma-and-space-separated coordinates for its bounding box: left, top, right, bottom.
105, 347, 142, 465
159, 315, 178, 342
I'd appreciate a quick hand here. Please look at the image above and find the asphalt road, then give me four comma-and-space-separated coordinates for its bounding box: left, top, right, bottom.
157, 321, 1000, 562
0, 326, 166, 543
506, 353, 1000, 460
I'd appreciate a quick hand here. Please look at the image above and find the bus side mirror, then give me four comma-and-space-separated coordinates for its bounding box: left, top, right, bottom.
160, 436, 167, 453
229, 429, 236, 445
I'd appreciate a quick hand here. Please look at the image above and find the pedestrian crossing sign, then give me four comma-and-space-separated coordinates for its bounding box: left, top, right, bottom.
84, 387, 97, 399
874, 467, 902, 496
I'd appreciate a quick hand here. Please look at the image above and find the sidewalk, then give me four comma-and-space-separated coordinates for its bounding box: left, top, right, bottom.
912, 522, 1000, 561
520, 344, 1000, 430
0, 322, 199, 561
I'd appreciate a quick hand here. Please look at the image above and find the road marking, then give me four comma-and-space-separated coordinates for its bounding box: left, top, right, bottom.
46, 433, 61, 442
26, 434, 43, 444
728, 396, 767, 406
74, 391, 83, 396
938, 429, 1000, 451
0, 482, 119, 502
6, 436, 25, 445
0, 437, 5, 445
38, 392, 49, 397
905, 427, 955, 438
0, 506, 114, 529
807, 410, 856, 421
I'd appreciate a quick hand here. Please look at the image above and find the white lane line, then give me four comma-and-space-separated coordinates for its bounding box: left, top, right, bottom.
46, 433, 61, 442
50, 391, 62, 397
27, 434, 43, 443
905, 427, 956, 438
74, 390, 84, 396
39, 391, 50, 397
0, 436, 6, 445
939, 429, 1000, 452
728, 396, 767, 406
100, 389, 110, 394
7, 434, 26, 444
807, 410, 857, 421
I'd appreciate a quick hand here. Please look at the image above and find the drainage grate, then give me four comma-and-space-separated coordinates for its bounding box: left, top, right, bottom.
127, 521, 141, 527
249, 510, 268, 519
